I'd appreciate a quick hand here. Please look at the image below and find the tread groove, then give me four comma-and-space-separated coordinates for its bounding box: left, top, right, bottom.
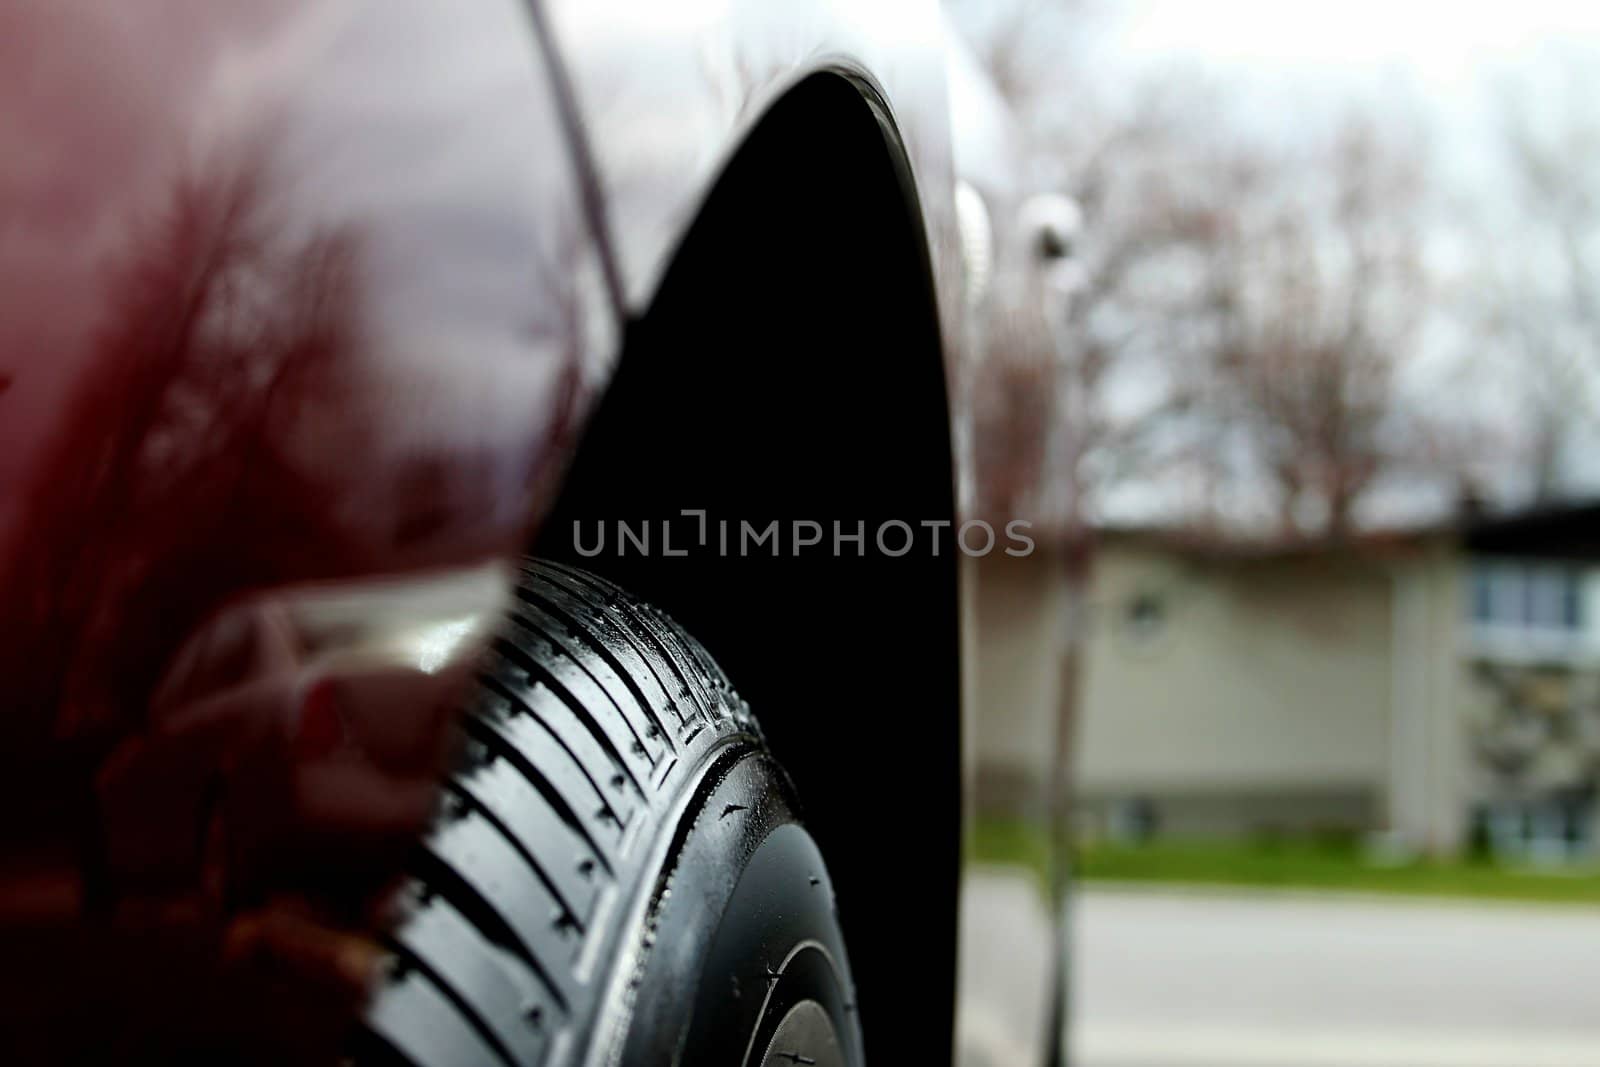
512, 593, 678, 756
490, 633, 646, 797
461, 703, 618, 876
516, 570, 695, 729
474, 672, 623, 828
512, 572, 694, 729
382, 935, 522, 1067
361, 559, 758, 1067
448, 781, 586, 933
408, 851, 567, 1010
516, 585, 684, 739
534, 560, 718, 722
419, 838, 577, 1014
503, 613, 663, 769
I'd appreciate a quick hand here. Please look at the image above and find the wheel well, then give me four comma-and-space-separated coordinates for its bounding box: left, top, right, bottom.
536, 71, 959, 1062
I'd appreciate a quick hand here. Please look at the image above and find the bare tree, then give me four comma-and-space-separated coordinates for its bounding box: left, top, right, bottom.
1465, 69, 1600, 501
0, 146, 364, 741
959, 0, 1214, 532
958, 1, 1486, 543
1148, 118, 1439, 540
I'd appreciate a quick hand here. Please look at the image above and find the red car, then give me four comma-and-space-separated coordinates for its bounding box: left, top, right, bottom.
0, 1, 1049, 1062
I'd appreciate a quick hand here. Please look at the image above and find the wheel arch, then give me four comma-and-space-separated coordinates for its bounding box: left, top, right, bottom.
536, 68, 960, 1062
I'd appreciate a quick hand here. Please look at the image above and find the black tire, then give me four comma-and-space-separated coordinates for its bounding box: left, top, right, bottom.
354, 559, 863, 1067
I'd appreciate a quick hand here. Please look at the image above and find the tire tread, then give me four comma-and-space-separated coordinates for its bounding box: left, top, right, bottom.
359, 559, 755, 1067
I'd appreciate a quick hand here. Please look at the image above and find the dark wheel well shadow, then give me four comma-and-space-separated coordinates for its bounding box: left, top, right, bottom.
536, 69, 960, 1065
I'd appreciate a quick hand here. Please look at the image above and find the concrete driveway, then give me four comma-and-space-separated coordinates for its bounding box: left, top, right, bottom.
1072, 885, 1600, 1067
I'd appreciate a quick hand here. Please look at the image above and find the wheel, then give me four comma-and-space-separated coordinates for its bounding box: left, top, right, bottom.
354, 559, 862, 1067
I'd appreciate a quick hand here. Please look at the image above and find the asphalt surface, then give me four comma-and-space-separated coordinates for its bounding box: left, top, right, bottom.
957, 871, 1600, 1067
1071, 884, 1600, 1067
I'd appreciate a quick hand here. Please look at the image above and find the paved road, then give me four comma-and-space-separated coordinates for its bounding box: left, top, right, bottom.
959, 870, 1058, 1067
1071, 885, 1600, 1067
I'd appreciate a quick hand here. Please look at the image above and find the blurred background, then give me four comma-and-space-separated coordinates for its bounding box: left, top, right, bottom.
944, 2, 1600, 1065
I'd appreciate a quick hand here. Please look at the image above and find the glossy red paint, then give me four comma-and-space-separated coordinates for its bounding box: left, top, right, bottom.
1, 0, 598, 753
0, 2, 602, 1054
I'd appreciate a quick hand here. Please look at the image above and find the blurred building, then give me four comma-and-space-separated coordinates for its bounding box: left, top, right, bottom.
974, 501, 1600, 859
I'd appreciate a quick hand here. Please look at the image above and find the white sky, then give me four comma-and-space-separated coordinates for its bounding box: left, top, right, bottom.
1107, 0, 1600, 89
954, 0, 1600, 496
1013, 0, 1600, 510
1068, 0, 1600, 163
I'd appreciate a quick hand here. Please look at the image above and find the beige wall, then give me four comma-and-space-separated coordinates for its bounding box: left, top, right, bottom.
971, 550, 1069, 815
1075, 541, 1395, 801
1067, 539, 1430, 840
974, 538, 1477, 848
970, 543, 1396, 823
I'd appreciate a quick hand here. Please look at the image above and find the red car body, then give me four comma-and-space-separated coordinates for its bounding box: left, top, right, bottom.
0, 1, 1047, 1060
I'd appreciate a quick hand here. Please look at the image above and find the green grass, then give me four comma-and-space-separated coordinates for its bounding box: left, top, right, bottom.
973, 820, 1600, 905
970, 817, 1057, 881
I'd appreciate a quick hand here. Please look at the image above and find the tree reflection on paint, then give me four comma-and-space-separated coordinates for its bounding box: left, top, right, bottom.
4, 148, 364, 748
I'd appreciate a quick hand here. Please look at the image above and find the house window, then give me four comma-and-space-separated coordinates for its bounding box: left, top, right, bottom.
1470, 567, 1494, 623
1125, 591, 1168, 641
1467, 562, 1584, 633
